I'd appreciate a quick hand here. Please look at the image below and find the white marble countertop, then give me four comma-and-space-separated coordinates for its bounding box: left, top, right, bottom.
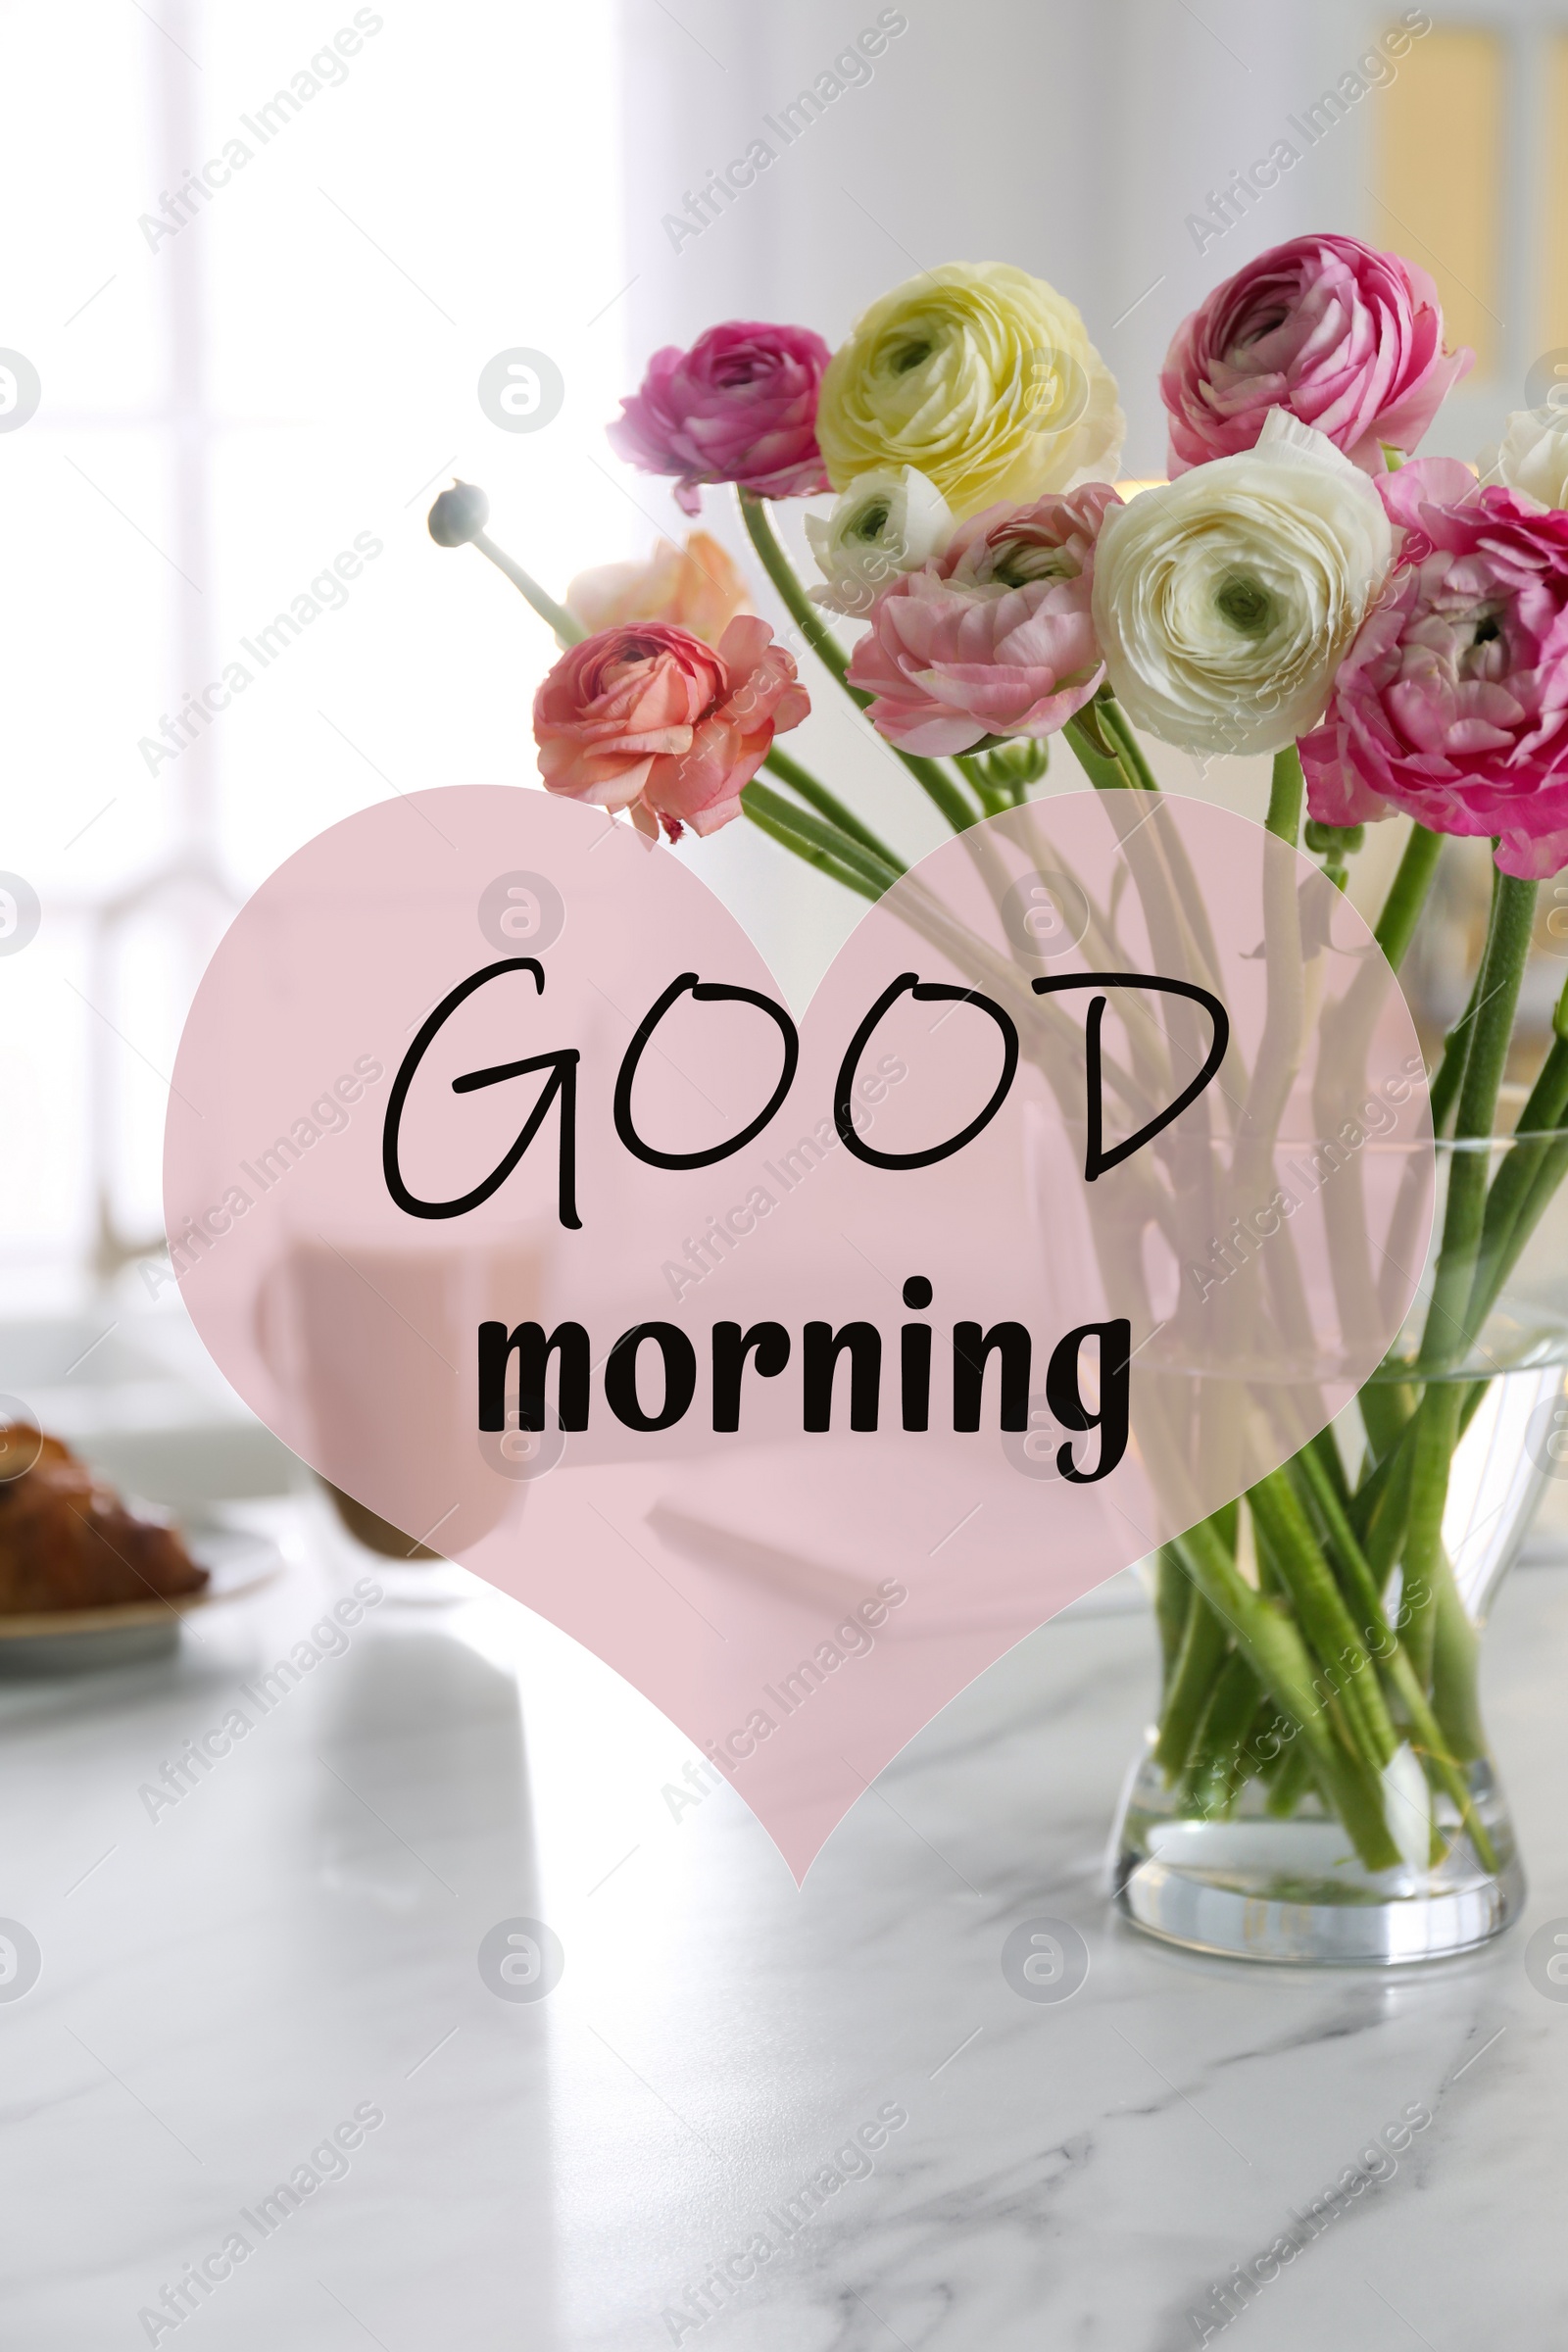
6, 1491, 1568, 2351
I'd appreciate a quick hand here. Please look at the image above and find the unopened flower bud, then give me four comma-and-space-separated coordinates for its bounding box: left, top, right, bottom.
428, 480, 490, 547
985, 737, 1051, 788
1303, 819, 1364, 856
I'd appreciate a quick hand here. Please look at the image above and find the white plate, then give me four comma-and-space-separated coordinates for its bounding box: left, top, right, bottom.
0, 1522, 283, 1673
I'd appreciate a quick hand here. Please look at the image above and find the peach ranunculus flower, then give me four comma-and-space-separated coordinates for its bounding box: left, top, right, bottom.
533, 616, 809, 841
565, 532, 750, 645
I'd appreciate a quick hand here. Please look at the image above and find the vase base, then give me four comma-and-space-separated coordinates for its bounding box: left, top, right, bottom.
1111, 1744, 1526, 1965
1116, 1849, 1526, 1966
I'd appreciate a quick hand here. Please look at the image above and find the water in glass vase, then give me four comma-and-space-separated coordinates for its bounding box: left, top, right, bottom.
1114, 1359, 1558, 1964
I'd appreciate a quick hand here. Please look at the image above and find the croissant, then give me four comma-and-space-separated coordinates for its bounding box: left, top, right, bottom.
0, 1431, 208, 1614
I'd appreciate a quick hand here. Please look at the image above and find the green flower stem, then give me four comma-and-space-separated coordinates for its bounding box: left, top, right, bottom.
1409, 1000, 1568, 1789
1294, 1443, 1497, 1867
1309, 823, 1362, 892
737, 492, 981, 834
1433, 1565, 1489, 1763
893, 771, 983, 854
742, 780, 900, 899
1233, 1699, 1280, 1796
1471, 1131, 1568, 1344
1249, 1472, 1398, 1775
1514, 982, 1568, 1128
1063, 710, 1135, 794
1097, 697, 1161, 794
1067, 701, 1241, 1035
1402, 870, 1538, 1683
1460, 982, 1568, 1339
1427, 984, 1482, 1141
1419, 1534, 1484, 1754
737, 489, 855, 684
1513, 997, 1568, 1133
878, 750, 981, 840
1307, 1425, 1352, 1511
954, 752, 1012, 815
1417, 869, 1539, 1375
1265, 1740, 1314, 1817
1303, 826, 1444, 1443
471, 531, 585, 647
1186, 1649, 1262, 1817
1465, 1129, 1568, 1330
1359, 1431, 1415, 1582
1172, 1520, 1400, 1871
1372, 823, 1444, 971
1393, 1397, 1464, 1700
1349, 1386, 1428, 1538
1359, 1379, 1415, 1466
1427, 893, 1500, 1139
1153, 1544, 1193, 1696
1294, 1444, 1396, 1639
1461, 991, 1568, 1334
761, 745, 905, 872
1264, 744, 1304, 848
1152, 1584, 1229, 1782
741, 791, 882, 902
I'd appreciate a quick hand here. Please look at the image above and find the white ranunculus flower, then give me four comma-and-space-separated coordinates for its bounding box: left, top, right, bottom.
1090, 410, 1394, 759
1481, 405, 1568, 507
805, 466, 954, 615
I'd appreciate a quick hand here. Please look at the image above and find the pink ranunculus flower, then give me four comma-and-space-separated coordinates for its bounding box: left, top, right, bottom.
1160, 234, 1473, 477
607, 322, 832, 516
846, 483, 1121, 756
1299, 463, 1568, 879
533, 615, 808, 842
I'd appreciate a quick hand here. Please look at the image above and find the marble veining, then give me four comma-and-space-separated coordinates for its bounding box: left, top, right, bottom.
3, 1493, 1565, 2349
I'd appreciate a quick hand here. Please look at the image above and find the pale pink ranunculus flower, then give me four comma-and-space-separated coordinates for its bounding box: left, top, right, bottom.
533, 616, 808, 841
1160, 234, 1472, 477
608, 321, 831, 515
1299, 462, 1568, 878
566, 531, 749, 645
846, 483, 1121, 756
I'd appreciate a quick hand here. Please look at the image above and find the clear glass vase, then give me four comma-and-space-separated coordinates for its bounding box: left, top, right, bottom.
1113, 1122, 1568, 1966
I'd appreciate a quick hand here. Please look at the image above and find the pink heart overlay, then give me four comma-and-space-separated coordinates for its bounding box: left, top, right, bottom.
167, 786, 1433, 1879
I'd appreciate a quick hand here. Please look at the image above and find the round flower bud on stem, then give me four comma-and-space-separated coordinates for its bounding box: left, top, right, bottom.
427, 480, 491, 547
1303, 819, 1364, 857
1304, 817, 1364, 892
985, 737, 1051, 789
427, 481, 584, 647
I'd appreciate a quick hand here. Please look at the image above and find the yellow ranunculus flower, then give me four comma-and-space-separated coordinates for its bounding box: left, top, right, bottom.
816, 263, 1125, 521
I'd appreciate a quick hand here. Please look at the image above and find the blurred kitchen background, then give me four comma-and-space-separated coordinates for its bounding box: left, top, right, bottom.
3, 0, 1566, 1505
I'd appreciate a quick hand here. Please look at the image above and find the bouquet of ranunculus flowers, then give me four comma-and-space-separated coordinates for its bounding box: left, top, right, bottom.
432, 232, 1568, 1932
